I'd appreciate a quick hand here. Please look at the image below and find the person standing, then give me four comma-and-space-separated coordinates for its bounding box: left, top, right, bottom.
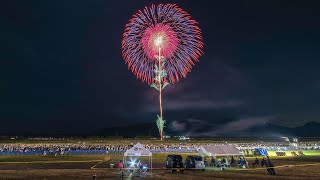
266, 156, 276, 175
261, 157, 267, 167
243, 157, 249, 168
118, 160, 124, 178
230, 156, 236, 167
253, 157, 260, 167
211, 156, 216, 167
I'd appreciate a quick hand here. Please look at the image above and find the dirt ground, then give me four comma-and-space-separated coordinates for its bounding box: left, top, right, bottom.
0, 165, 320, 179
0, 156, 319, 179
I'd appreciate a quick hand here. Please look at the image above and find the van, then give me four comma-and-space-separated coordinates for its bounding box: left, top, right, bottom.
166, 155, 184, 172
184, 155, 205, 171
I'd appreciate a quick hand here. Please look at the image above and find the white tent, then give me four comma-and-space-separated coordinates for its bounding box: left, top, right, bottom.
199, 145, 243, 157
123, 143, 152, 170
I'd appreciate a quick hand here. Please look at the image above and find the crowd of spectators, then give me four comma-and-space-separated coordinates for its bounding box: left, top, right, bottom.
298, 141, 320, 150
0, 144, 130, 155
236, 142, 297, 151
0, 141, 312, 156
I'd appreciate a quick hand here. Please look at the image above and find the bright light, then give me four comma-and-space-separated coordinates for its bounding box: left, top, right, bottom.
129, 158, 136, 167
130, 161, 135, 166
154, 35, 163, 47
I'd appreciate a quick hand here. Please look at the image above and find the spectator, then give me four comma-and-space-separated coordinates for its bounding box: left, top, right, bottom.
253, 157, 260, 167
238, 157, 245, 168
230, 156, 236, 167
204, 157, 208, 166
118, 160, 123, 169
211, 156, 216, 166
261, 157, 267, 167
266, 156, 276, 175
243, 157, 249, 168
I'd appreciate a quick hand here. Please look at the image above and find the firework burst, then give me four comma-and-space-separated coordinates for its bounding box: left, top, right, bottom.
141, 24, 178, 60
122, 4, 203, 84
122, 4, 203, 140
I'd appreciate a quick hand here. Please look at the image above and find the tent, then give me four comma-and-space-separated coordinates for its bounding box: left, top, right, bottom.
199, 145, 243, 157
123, 143, 152, 170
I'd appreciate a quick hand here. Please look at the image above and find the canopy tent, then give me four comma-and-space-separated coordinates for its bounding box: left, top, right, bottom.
123, 143, 152, 170
124, 143, 152, 156
199, 145, 243, 157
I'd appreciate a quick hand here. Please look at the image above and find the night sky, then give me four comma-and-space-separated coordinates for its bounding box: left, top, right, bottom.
1, 0, 320, 135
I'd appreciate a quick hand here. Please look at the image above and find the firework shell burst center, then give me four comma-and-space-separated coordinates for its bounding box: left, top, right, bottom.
142, 24, 178, 60
122, 3, 203, 84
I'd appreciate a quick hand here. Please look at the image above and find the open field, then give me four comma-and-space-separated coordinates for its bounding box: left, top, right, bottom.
0, 152, 320, 179
1, 138, 319, 179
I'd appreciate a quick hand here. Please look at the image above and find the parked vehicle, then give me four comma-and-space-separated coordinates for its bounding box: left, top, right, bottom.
184, 156, 205, 171
166, 155, 184, 172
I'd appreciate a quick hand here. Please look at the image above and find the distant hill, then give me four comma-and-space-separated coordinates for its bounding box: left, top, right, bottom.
255, 122, 320, 137
94, 121, 320, 137
94, 122, 158, 137
293, 122, 320, 137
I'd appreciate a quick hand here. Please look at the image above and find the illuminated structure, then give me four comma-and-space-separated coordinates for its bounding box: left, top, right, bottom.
122, 4, 203, 140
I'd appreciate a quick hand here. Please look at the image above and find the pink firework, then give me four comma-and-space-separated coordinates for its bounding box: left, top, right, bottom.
122, 4, 203, 84
141, 24, 179, 60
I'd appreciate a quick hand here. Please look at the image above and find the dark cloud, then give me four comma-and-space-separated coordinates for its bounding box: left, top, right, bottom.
206, 116, 274, 135
169, 116, 275, 136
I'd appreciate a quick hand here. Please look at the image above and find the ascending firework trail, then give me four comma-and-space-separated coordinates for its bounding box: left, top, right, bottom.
122, 4, 204, 140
